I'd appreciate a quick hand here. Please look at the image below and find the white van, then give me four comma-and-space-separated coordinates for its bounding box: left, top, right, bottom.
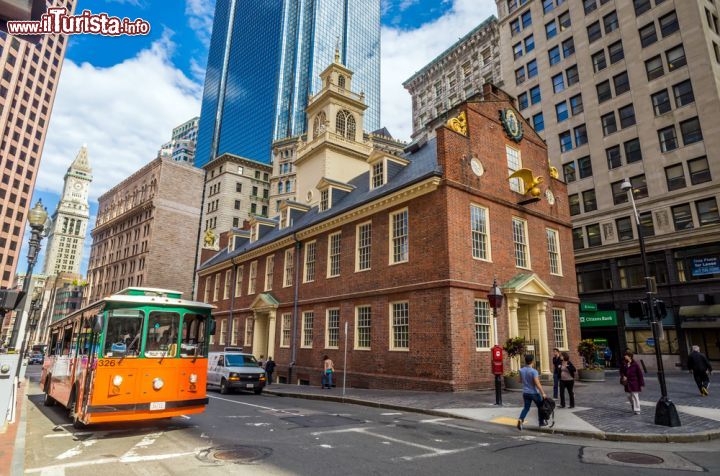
207, 347, 266, 395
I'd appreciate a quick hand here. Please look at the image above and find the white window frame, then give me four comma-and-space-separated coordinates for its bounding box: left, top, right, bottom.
213, 273, 221, 302
371, 160, 385, 189
234, 266, 243, 297
231, 317, 240, 346
507, 145, 523, 193
320, 189, 330, 211
204, 276, 211, 302
355, 221, 372, 272
546, 228, 562, 276
389, 208, 409, 265
244, 318, 254, 346
304, 240, 317, 283
389, 301, 410, 351
470, 204, 491, 261
301, 311, 314, 348
280, 313, 291, 348
219, 318, 227, 345
265, 255, 274, 291
512, 217, 531, 269
327, 232, 342, 277
355, 305, 372, 350
248, 261, 258, 294
474, 299, 493, 350
326, 308, 340, 349
223, 270, 232, 300
284, 248, 295, 287
552, 308, 569, 351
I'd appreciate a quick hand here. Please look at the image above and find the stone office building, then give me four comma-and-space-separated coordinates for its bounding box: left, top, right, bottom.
496, 0, 720, 366
196, 58, 579, 391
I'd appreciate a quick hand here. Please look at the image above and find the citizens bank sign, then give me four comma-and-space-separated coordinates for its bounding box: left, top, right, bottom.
579, 310, 618, 328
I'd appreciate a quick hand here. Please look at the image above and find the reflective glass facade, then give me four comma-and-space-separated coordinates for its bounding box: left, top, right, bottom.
195, 0, 381, 168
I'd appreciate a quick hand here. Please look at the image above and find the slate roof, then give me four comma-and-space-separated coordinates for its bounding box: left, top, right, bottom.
370, 127, 393, 138
198, 138, 441, 270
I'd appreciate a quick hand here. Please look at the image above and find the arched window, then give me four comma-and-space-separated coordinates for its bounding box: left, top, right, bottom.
338, 74, 346, 89
313, 111, 326, 139
336, 109, 355, 140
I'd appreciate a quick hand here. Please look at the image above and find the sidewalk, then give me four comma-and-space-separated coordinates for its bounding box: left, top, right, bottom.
0, 382, 26, 476
263, 371, 720, 442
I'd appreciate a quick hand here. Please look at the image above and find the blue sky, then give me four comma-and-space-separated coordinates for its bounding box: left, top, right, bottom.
20, 0, 496, 277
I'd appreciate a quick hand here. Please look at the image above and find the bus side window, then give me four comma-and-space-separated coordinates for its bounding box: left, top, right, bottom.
49, 332, 59, 356
61, 327, 73, 356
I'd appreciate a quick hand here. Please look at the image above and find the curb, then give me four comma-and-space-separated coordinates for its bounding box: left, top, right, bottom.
263, 388, 720, 443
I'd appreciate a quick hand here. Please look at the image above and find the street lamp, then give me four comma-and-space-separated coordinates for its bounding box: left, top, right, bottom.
488, 278, 504, 406
8, 199, 47, 351
620, 180, 681, 427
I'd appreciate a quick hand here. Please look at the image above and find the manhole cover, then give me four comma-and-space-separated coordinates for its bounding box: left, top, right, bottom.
197, 445, 272, 464
607, 452, 664, 465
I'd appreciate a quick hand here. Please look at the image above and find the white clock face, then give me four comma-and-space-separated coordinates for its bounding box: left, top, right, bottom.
545, 189, 555, 205
470, 158, 484, 177
73, 182, 82, 190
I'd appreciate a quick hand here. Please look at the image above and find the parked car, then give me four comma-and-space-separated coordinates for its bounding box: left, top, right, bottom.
207, 347, 266, 395
28, 352, 43, 365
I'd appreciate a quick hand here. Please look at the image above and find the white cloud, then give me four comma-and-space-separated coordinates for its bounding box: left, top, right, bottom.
36, 32, 202, 202
380, 0, 496, 141
185, 0, 215, 47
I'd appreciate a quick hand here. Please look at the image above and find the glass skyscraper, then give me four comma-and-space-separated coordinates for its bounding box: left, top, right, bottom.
195, 0, 381, 168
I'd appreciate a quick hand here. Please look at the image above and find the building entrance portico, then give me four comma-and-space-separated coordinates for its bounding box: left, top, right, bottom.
504, 274, 555, 375
249, 293, 278, 360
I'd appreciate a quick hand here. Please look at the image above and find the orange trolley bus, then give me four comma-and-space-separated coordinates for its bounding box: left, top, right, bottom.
40, 287, 215, 427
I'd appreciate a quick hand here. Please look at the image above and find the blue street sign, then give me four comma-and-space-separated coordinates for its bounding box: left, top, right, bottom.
646, 338, 655, 347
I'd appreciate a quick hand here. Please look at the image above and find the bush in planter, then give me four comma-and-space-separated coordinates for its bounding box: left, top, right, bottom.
503, 336, 526, 376
577, 339, 605, 381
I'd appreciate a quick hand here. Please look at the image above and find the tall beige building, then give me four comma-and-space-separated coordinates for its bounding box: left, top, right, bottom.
43, 146, 92, 276
0, 0, 75, 288
497, 0, 720, 366
403, 16, 502, 142
85, 158, 204, 304
201, 153, 273, 234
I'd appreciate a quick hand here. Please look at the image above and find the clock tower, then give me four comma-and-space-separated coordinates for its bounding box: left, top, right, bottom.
43, 145, 93, 276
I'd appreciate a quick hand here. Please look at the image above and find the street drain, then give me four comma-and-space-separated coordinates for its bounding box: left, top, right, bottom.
197, 445, 272, 464
607, 452, 664, 465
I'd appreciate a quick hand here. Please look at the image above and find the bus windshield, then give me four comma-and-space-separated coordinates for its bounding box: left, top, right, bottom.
145, 311, 180, 358
103, 310, 144, 357
225, 354, 259, 367
180, 313, 207, 357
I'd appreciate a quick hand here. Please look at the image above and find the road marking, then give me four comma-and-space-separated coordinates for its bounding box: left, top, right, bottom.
26, 452, 197, 473
208, 395, 302, 415
55, 439, 97, 460
44, 432, 92, 439
420, 420, 487, 434
381, 412, 403, 416
179, 415, 191, 420
418, 418, 453, 423
39, 468, 65, 476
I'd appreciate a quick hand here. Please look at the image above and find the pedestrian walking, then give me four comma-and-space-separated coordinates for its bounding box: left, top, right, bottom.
321, 355, 334, 389
517, 354, 548, 430
687, 345, 712, 396
558, 352, 576, 409
552, 348, 562, 399
264, 357, 276, 386
620, 350, 644, 415
603, 347, 613, 368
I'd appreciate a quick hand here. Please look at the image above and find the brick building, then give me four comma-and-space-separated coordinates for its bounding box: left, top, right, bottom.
85, 157, 204, 304
197, 61, 579, 391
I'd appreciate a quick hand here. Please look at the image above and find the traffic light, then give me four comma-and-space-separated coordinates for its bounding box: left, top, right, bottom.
0, 289, 24, 312
628, 299, 667, 320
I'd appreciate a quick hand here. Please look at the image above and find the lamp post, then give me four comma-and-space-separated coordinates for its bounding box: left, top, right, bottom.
620, 180, 680, 427
488, 279, 504, 406
16, 290, 42, 378
8, 200, 47, 351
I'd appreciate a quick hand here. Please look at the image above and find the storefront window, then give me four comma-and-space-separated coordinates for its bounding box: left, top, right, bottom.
618, 254, 667, 288
625, 329, 678, 355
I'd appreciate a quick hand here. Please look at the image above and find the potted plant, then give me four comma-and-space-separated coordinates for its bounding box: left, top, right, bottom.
503, 336, 526, 389
577, 339, 606, 382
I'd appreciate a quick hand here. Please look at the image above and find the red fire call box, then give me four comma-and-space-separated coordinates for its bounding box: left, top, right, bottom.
491, 345, 503, 375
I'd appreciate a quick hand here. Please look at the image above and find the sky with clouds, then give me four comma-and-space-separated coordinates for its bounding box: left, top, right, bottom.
22, 0, 497, 276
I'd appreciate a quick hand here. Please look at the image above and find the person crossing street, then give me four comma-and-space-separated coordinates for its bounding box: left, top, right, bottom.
688, 345, 712, 396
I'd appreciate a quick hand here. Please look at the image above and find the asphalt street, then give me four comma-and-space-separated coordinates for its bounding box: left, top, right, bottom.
21, 366, 720, 475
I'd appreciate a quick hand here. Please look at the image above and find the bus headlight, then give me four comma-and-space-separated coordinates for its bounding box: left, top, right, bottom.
189, 373, 198, 384
112, 375, 123, 387
152, 377, 164, 390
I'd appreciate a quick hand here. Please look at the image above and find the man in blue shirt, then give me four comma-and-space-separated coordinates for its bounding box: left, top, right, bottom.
517, 354, 547, 430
